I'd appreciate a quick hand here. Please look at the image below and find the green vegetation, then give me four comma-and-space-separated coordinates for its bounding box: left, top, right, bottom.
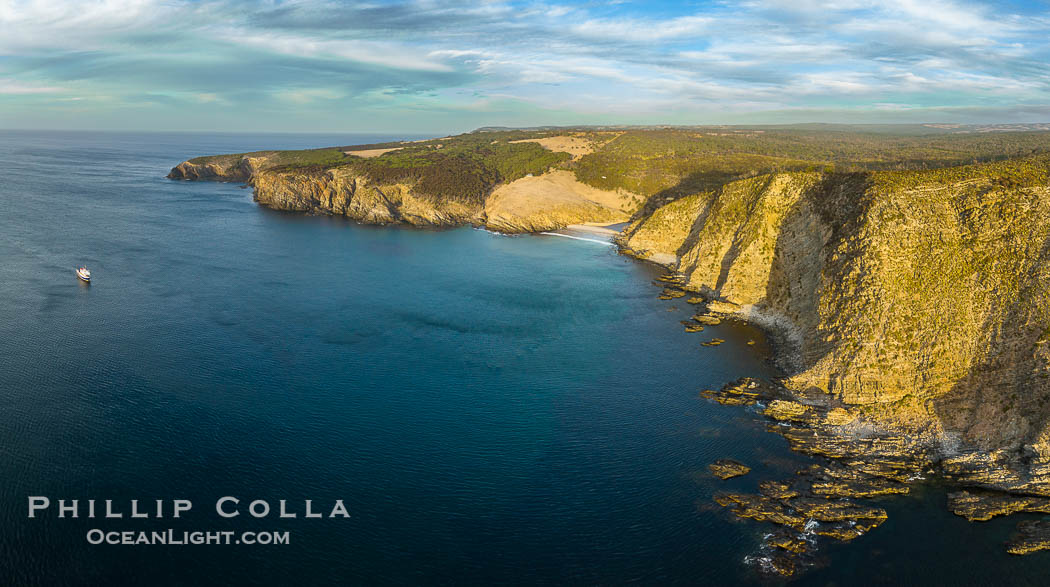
349, 137, 569, 204
267, 148, 352, 170
190, 148, 349, 170
872, 153, 1050, 192
574, 133, 820, 215
570, 127, 1050, 214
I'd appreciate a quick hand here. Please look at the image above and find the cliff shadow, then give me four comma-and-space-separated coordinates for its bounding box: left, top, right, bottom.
673, 190, 718, 263
762, 172, 876, 376
930, 228, 1050, 456
621, 168, 768, 242
713, 175, 777, 292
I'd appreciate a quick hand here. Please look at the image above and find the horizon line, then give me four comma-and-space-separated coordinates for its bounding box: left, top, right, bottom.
4, 121, 1050, 135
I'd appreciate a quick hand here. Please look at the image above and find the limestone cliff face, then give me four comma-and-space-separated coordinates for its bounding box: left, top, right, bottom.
168, 157, 627, 233
623, 159, 1050, 487
250, 167, 480, 227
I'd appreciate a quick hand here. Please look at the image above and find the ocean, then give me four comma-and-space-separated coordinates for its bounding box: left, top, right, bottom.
0, 130, 1046, 585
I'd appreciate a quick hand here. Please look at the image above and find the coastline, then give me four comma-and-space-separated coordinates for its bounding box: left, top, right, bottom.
635, 264, 925, 577
168, 157, 634, 235
624, 244, 1050, 577
167, 144, 1050, 578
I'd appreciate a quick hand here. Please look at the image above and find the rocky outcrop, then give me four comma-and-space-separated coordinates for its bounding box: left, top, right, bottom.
168, 155, 268, 181
715, 477, 889, 578
701, 377, 917, 576
709, 459, 751, 479
947, 490, 1050, 521
1008, 521, 1050, 554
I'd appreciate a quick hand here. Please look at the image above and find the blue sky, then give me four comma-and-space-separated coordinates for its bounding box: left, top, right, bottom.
1, 0, 1049, 132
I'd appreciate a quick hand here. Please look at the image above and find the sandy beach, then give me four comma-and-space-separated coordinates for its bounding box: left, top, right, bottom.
563, 222, 626, 236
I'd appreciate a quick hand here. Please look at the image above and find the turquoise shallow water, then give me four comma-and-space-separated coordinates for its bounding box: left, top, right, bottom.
1, 130, 1048, 585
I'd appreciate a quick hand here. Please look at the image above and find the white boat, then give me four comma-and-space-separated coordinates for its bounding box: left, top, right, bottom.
76, 266, 91, 282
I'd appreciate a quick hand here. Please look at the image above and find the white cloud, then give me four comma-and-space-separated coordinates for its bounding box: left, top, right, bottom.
230, 33, 455, 72
572, 15, 711, 41
274, 88, 345, 104
0, 78, 66, 94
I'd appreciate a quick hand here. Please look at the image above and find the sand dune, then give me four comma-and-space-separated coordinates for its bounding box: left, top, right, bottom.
510, 135, 602, 159
483, 170, 632, 232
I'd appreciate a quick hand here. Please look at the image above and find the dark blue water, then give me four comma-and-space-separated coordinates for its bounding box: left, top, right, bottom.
1, 131, 1048, 585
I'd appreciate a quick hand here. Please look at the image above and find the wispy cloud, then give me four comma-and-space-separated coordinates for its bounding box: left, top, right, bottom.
0, 78, 66, 94
274, 87, 345, 104
229, 33, 455, 72
572, 15, 711, 41
1, 0, 1049, 131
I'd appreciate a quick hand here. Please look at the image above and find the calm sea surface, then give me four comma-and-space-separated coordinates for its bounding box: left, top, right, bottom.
0, 130, 1047, 585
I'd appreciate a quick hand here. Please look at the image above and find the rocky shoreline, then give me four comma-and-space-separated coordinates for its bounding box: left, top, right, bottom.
647, 272, 1050, 577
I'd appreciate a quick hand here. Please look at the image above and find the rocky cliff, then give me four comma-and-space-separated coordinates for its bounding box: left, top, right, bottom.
248, 166, 480, 227
168, 155, 629, 232
622, 156, 1050, 494
169, 155, 267, 181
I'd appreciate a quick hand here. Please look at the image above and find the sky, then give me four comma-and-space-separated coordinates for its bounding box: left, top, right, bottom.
1, 0, 1049, 133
